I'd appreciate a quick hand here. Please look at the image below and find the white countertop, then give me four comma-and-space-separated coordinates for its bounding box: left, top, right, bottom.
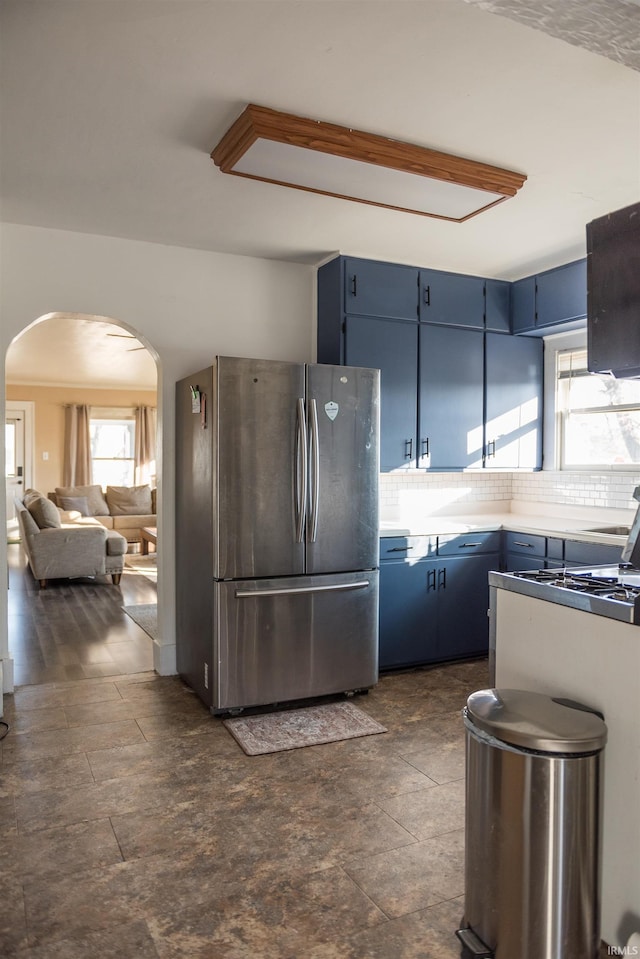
380, 501, 637, 547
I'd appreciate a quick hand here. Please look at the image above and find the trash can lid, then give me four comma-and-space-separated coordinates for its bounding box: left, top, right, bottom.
465, 689, 608, 753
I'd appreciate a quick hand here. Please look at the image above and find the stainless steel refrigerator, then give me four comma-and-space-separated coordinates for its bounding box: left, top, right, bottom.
176, 356, 380, 713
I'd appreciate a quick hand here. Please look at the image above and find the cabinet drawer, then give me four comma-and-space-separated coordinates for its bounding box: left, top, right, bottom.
437, 530, 501, 556
504, 530, 546, 556
379, 536, 435, 562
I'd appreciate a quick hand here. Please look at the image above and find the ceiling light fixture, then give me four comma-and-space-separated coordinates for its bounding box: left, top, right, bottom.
211, 104, 526, 222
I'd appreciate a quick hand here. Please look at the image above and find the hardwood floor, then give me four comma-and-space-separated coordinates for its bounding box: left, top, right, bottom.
7, 543, 156, 686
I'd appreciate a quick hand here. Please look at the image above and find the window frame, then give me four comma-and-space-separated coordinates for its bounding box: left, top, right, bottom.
556, 346, 640, 471
89, 407, 136, 488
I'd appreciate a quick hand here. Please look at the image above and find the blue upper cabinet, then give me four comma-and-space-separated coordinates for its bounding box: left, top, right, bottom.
485, 333, 543, 469
418, 325, 484, 470
535, 258, 587, 329
345, 314, 419, 471
419, 268, 485, 329
343, 257, 419, 321
485, 279, 511, 333
511, 276, 536, 334
511, 259, 587, 336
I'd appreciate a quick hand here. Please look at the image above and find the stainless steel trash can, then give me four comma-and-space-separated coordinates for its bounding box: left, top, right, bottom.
456, 688, 607, 959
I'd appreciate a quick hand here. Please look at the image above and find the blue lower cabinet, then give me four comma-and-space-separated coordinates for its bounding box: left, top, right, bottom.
379, 536, 498, 669
564, 539, 622, 567
437, 555, 498, 659
505, 552, 546, 572
379, 558, 439, 669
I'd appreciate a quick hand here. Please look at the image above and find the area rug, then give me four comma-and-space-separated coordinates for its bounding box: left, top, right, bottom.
223, 701, 387, 756
122, 604, 159, 641
124, 553, 157, 582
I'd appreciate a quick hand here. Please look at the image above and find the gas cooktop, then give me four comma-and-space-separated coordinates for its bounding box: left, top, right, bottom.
490, 564, 640, 624
513, 566, 640, 600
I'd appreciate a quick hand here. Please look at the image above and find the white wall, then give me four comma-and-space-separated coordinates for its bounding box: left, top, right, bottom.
0, 223, 315, 687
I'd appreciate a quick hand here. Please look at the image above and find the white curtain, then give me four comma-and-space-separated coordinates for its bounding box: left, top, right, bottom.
134, 406, 157, 486
63, 404, 92, 486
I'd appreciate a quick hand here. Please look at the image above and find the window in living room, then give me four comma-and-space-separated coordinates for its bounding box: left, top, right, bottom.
90, 409, 136, 487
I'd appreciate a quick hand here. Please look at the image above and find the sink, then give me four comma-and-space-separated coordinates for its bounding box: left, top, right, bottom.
583, 525, 631, 536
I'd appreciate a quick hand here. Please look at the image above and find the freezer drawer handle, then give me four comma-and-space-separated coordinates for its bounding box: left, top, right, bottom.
235, 581, 370, 599
295, 398, 308, 543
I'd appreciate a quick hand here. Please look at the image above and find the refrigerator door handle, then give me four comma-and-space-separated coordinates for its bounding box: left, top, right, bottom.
295, 398, 308, 543
308, 397, 320, 542
235, 581, 370, 599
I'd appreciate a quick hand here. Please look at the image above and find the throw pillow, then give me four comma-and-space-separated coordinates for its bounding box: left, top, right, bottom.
55, 484, 109, 516
24, 491, 62, 529
105, 484, 152, 515
57, 495, 91, 516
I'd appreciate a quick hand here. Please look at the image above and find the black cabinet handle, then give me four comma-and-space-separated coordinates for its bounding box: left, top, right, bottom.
350, 274, 357, 297
458, 542, 482, 549
421, 438, 429, 459
486, 439, 496, 458
513, 541, 535, 548
427, 569, 436, 592
423, 285, 431, 306
387, 546, 414, 553
438, 567, 447, 589
404, 438, 413, 460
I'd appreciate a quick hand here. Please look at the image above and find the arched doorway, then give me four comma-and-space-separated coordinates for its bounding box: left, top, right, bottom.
3, 312, 160, 689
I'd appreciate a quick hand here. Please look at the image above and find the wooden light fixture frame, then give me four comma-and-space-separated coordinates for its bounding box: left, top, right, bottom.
211, 104, 527, 222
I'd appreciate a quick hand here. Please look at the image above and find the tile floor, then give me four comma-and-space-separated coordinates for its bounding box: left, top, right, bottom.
2, 546, 609, 958
2, 620, 485, 955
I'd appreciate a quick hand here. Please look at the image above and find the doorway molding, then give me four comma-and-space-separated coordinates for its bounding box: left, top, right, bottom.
2, 312, 162, 694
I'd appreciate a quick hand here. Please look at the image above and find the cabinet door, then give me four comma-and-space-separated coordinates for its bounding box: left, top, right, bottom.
504, 553, 546, 572
511, 275, 536, 334
485, 279, 511, 333
536, 259, 587, 329
379, 559, 438, 669
344, 258, 419, 320
564, 540, 622, 567
437, 554, 497, 659
420, 269, 485, 329
484, 334, 543, 469
345, 315, 418, 471
418, 325, 484, 470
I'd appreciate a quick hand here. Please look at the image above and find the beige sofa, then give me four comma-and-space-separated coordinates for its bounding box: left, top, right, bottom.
15, 490, 127, 589
48, 484, 157, 549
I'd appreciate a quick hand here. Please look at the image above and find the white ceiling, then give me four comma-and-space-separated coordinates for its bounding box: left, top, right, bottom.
1, 0, 639, 387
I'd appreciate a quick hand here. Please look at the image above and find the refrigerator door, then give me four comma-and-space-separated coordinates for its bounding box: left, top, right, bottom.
216, 356, 306, 580
214, 570, 379, 711
305, 363, 380, 575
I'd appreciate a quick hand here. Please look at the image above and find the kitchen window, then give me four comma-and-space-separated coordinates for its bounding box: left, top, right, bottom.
557, 348, 640, 468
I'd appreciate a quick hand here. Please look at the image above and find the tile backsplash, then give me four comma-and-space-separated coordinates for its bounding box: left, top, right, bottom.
512, 471, 640, 511
380, 470, 640, 523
